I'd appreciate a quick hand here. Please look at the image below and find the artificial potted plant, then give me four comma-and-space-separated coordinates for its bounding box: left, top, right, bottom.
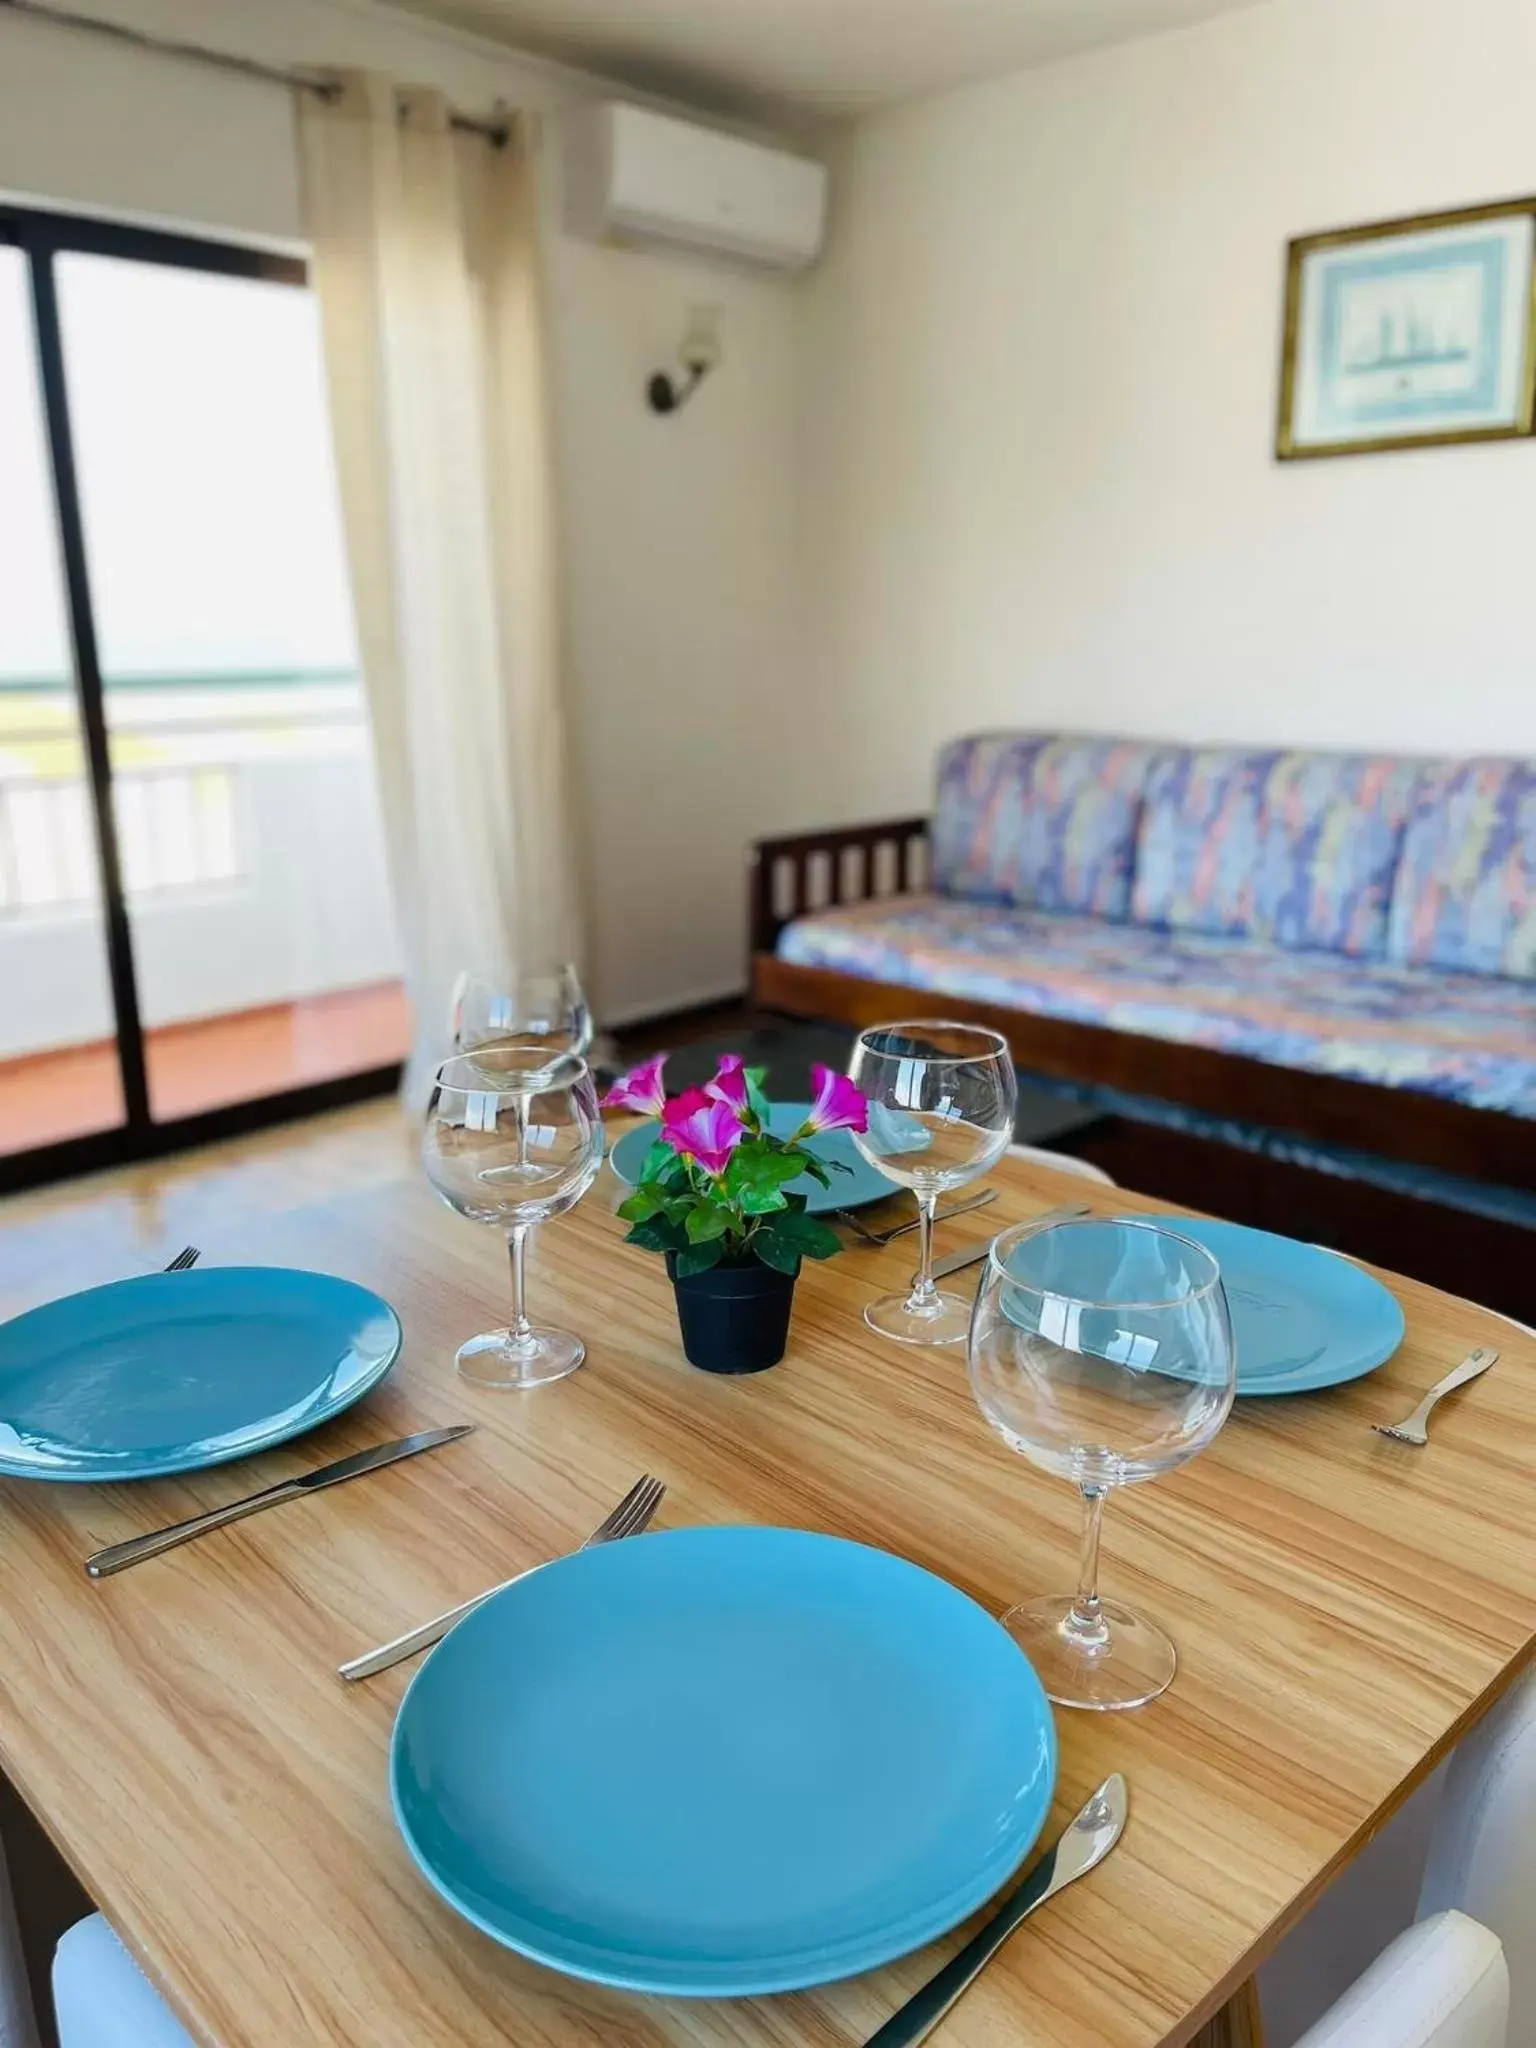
601, 1055, 869, 1373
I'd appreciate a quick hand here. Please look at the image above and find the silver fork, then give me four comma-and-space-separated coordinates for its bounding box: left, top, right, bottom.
1374, 1347, 1499, 1445
838, 1190, 997, 1247
164, 1246, 200, 1272
337, 1473, 665, 1681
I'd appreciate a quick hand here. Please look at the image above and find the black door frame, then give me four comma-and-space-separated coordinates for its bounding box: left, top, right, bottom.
0, 205, 402, 1196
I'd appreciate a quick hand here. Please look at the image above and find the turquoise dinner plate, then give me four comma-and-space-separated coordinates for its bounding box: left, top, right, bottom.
609, 1101, 900, 1214
391, 1525, 1057, 1996
1164, 1218, 1405, 1396
0, 1267, 402, 1480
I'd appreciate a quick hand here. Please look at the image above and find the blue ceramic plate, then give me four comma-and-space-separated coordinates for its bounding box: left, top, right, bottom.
0, 1267, 402, 1480
391, 1525, 1057, 1995
609, 1102, 900, 1215
1164, 1218, 1405, 1395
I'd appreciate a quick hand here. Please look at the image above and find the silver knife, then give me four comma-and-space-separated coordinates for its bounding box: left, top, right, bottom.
864, 1775, 1128, 2046
930, 1201, 1093, 1281
84, 1426, 475, 1579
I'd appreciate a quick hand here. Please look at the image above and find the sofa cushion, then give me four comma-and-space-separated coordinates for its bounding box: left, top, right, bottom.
776, 893, 1536, 1117
1131, 748, 1420, 959
931, 733, 1157, 920
1387, 759, 1536, 979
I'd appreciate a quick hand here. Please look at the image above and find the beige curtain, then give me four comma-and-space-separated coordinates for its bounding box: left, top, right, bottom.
296, 73, 580, 1090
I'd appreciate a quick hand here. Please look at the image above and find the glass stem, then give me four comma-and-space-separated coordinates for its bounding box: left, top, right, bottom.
1065, 1486, 1111, 1650
904, 1192, 940, 1312
507, 1225, 534, 1345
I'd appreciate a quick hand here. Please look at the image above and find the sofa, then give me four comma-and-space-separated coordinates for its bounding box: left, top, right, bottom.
750, 734, 1536, 1190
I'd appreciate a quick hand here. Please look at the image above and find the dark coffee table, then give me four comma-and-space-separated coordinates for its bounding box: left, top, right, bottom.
651, 1018, 1107, 1153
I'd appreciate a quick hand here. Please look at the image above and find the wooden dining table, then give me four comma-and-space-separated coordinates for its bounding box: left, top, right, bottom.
1, 1139, 1533, 2048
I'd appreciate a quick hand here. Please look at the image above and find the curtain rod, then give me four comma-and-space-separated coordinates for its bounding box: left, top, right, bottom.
0, 0, 512, 142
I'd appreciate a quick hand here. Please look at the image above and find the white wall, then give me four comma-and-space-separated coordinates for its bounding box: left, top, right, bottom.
796, 0, 1536, 828
0, 0, 809, 1022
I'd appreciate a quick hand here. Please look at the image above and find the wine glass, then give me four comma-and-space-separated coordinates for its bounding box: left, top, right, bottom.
423, 1049, 604, 1389
450, 963, 591, 1063
846, 1021, 1018, 1345
969, 1215, 1236, 1710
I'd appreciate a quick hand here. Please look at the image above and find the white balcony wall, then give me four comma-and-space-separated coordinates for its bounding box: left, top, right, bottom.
1, 715, 402, 1060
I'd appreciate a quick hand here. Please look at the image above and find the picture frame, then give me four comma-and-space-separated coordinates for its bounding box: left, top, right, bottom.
1276, 196, 1536, 459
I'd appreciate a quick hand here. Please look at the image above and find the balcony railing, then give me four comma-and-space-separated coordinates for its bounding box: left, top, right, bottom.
0, 671, 403, 1061
0, 670, 363, 917
0, 763, 240, 913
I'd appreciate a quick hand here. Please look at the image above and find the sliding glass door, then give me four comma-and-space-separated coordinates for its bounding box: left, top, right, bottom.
0, 208, 409, 1189
0, 242, 123, 1156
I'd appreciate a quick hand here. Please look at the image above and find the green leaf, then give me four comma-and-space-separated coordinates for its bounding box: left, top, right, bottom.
616, 1190, 661, 1224
675, 1239, 725, 1278
639, 1139, 683, 1186
799, 1156, 832, 1189
747, 1149, 806, 1192
771, 1211, 843, 1259
744, 1068, 772, 1124
753, 1231, 802, 1276
625, 1214, 686, 1253
685, 1205, 730, 1244
738, 1184, 790, 1217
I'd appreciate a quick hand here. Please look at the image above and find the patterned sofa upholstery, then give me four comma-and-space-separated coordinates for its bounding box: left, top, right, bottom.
776, 735, 1536, 1120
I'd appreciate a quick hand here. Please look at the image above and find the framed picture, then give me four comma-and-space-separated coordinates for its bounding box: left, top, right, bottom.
1277, 197, 1536, 459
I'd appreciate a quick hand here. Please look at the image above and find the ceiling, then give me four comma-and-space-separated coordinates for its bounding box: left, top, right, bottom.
387, 0, 1265, 126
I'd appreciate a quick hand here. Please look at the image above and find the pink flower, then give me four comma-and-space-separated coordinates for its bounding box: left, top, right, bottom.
704, 1053, 750, 1114
600, 1054, 668, 1117
661, 1087, 746, 1177
802, 1063, 869, 1136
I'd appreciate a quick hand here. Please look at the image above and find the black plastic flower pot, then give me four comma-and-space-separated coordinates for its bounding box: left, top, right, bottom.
665, 1253, 800, 1374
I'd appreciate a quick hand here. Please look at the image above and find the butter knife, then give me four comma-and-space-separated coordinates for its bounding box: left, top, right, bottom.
84, 1426, 474, 1579
930, 1201, 1093, 1281
864, 1774, 1128, 2046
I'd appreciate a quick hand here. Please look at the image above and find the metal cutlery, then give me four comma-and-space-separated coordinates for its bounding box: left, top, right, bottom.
163, 1246, 200, 1272
928, 1202, 1094, 1282
338, 1471, 666, 1682
1374, 1346, 1499, 1446
863, 1774, 1128, 2045
838, 1191, 997, 1247
84, 1425, 474, 1579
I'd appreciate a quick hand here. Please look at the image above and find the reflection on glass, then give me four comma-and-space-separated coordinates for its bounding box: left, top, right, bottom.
0, 246, 123, 1153
55, 252, 410, 1121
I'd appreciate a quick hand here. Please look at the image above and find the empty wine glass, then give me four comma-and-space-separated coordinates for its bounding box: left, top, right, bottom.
847, 1021, 1018, 1345
969, 1215, 1236, 1710
450, 963, 591, 1063
423, 1049, 604, 1389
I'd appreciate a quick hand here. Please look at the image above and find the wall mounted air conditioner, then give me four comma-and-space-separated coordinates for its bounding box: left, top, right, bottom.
563, 102, 827, 273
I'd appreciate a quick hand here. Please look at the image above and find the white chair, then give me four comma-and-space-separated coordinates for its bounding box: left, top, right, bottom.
49, 1904, 1507, 2048
52, 1915, 192, 2048
1007, 1140, 1115, 1185
1263, 1665, 1536, 2044
1292, 1911, 1507, 2047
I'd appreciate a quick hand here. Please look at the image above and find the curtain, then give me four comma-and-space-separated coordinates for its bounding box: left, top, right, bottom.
296, 73, 581, 1093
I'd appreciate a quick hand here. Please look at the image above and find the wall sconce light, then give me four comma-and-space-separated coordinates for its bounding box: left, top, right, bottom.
647, 305, 722, 414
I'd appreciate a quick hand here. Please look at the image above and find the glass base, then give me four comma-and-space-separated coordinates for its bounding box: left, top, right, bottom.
455, 1326, 585, 1390
863, 1289, 973, 1347
999, 1594, 1176, 1711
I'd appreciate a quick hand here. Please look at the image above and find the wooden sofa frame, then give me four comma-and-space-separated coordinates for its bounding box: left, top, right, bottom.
748, 816, 1535, 1194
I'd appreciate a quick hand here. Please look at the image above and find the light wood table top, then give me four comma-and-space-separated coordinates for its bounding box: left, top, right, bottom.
0, 1147, 1532, 2048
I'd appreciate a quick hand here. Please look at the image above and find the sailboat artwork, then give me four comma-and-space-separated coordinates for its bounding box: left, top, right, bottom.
1278, 198, 1536, 457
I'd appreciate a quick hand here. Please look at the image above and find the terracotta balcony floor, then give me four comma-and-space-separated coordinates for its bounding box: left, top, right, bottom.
0, 981, 410, 1156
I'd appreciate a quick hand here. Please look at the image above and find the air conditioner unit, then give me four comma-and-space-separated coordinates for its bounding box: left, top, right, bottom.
563, 102, 827, 273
